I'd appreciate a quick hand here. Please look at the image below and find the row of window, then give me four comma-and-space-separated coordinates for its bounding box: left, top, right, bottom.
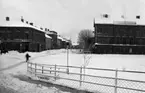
0, 27, 45, 43
96, 25, 145, 37
0, 32, 29, 40
96, 37, 145, 45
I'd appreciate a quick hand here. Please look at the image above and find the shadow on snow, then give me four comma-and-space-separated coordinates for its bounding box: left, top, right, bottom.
0, 61, 25, 71
12, 74, 93, 93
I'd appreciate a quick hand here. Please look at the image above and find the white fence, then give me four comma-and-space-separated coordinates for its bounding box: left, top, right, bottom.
27, 62, 145, 93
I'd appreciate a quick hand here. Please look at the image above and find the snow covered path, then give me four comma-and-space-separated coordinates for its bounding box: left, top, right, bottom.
0, 50, 74, 93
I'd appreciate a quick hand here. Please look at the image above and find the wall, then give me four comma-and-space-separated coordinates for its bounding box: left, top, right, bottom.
95, 24, 145, 45
0, 26, 45, 52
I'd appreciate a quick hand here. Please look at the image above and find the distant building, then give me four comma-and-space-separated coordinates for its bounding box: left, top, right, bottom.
94, 21, 145, 54
0, 16, 68, 52
57, 36, 63, 49
46, 30, 58, 49
45, 34, 52, 50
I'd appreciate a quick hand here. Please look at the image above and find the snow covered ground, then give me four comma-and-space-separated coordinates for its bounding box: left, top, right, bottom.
30, 49, 145, 71
1, 49, 145, 93
0, 50, 74, 93
31, 50, 145, 80
29, 49, 145, 93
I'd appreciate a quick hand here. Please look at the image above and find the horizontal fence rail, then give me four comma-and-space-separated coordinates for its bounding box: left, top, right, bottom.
27, 62, 145, 93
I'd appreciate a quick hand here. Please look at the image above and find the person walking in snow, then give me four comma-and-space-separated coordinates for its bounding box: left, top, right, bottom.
25, 53, 31, 62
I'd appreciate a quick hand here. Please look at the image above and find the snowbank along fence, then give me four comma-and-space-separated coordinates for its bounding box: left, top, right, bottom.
27, 62, 145, 93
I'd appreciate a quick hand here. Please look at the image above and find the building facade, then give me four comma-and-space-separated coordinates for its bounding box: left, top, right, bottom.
45, 34, 52, 50
94, 22, 145, 54
46, 31, 58, 49
0, 26, 46, 52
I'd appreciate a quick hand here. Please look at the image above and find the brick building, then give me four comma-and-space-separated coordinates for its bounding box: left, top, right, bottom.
0, 18, 46, 52
94, 21, 145, 54
46, 30, 58, 49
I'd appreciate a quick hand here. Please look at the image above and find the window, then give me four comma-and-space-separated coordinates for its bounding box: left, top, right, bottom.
25, 33, 29, 39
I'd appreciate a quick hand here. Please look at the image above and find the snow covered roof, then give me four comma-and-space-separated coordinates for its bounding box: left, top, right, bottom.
57, 36, 63, 40
61, 39, 66, 42
113, 21, 137, 25
94, 19, 113, 24
45, 31, 52, 34
57, 36, 68, 42
94, 43, 144, 46
58, 37, 65, 42
45, 30, 58, 35
0, 18, 45, 32
94, 19, 141, 26
45, 34, 52, 39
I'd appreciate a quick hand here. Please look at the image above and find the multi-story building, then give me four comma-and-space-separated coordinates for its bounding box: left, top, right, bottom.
94, 21, 145, 54
46, 30, 58, 49
0, 17, 46, 53
45, 34, 52, 50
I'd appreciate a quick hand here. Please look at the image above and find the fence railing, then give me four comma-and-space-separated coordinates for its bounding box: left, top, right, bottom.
27, 62, 145, 93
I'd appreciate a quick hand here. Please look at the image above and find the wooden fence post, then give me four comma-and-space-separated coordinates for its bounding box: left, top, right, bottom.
31, 62, 32, 74
27, 62, 29, 72
115, 69, 118, 93
35, 63, 37, 76
42, 66, 44, 74
50, 67, 51, 74
55, 64, 57, 80
80, 66, 83, 86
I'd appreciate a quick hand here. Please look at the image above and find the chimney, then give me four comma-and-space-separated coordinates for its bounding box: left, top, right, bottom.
26, 21, 28, 24
136, 15, 140, 19
103, 14, 108, 18
40, 27, 43, 30
93, 18, 95, 27
45, 28, 47, 31
21, 19, 24, 22
6, 17, 10, 21
30, 22, 33, 26
121, 15, 125, 19
21, 16, 24, 22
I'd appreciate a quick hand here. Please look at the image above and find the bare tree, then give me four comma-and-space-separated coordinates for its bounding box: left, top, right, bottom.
77, 29, 94, 51
82, 52, 92, 80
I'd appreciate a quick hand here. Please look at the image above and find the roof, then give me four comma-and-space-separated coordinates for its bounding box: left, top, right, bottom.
113, 21, 136, 25
94, 43, 145, 46
94, 18, 145, 26
57, 36, 65, 41
46, 31, 58, 35
63, 38, 69, 42
45, 31, 52, 34
94, 19, 113, 24
0, 18, 45, 32
45, 34, 52, 39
